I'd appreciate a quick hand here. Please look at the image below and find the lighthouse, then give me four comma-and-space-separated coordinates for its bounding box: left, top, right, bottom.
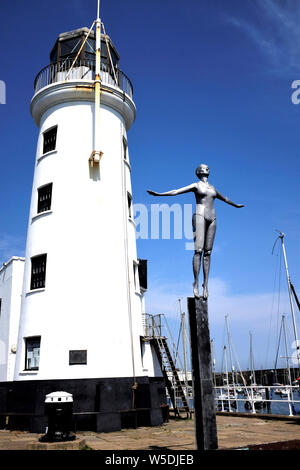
6, 17, 166, 432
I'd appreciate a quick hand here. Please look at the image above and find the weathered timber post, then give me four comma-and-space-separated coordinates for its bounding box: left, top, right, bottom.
188, 296, 218, 450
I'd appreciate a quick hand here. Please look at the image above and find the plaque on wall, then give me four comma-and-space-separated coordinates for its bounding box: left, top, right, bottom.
69, 350, 87, 365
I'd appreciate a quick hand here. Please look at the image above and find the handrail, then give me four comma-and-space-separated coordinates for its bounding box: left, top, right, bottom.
33, 59, 133, 98
144, 313, 190, 402
215, 384, 300, 416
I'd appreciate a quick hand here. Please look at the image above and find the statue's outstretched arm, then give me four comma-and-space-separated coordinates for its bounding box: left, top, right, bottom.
147, 183, 196, 197
216, 191, 244, 208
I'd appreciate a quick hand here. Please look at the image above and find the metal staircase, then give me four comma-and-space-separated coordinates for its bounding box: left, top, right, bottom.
144, 314, 191, 418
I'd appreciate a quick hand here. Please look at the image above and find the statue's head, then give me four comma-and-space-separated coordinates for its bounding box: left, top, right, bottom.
196, 164, 209, 178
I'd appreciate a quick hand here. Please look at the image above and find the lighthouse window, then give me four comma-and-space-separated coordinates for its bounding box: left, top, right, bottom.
122, 136, 128, 160
25, 336, 41, 371
43, 126, 57, 154
133, 262, 139, 291
37, 183, 53, 213
127, 192, 132, 218
138, 259, 148, 291
30, 254, 47, 290
0, 298, 2, 317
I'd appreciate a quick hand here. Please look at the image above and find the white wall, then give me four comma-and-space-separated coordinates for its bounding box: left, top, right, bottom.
0, 258, 24, 381
14, 82, 160, 381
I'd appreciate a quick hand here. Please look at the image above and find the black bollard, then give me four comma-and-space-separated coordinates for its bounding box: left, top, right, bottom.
188, 297, 218, 450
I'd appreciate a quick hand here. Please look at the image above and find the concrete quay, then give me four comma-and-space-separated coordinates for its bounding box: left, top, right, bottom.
0, 413, 300, 450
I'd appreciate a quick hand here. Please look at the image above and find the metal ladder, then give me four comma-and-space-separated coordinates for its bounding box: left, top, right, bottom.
144, 314, 191, 418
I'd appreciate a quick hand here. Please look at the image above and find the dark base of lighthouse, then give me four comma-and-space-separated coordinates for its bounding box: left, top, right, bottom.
0, 376, 168, 434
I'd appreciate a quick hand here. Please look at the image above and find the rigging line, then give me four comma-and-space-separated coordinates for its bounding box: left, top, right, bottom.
231, 340, 252, 400
65, 20, 96, 80
220, 346, 225, 378
58, 39, 82, 71
219, 321, 226, 374
102, 22, 118, 84
276, 243, 282, 352
291, 283, 300, 311
174, 321, 182, 368
86, 38, 96, 53
274, 316, 283, 371
265, 239, 281, 366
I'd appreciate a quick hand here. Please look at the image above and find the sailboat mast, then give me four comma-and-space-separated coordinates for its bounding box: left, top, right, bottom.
211, 339, 217, 388
249, 332, 256, 385
224, 346, 229, 384
179, 299, 189, 385
225, 315, 235, 386
279, 232, 300, 370
224, 345, 232, 412
282, 315, 292, 386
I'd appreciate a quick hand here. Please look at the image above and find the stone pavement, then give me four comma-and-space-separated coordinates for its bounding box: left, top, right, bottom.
0, 414, 300, 450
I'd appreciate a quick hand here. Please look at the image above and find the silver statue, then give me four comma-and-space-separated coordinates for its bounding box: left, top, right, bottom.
147, 164, 244, 299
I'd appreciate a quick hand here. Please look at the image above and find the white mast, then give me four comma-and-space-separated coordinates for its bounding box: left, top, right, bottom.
211, 339, 217, 388
249, 332, 256, 385
282, 315, 292, 386
278, 232, 300, 370
225, 315, 235, 387
224, 346, 232, 412
90, 0, 103, 165
179, 298, 188, 385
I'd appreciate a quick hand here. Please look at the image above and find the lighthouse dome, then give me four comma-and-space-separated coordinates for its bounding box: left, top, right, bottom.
49, 27, 120, 69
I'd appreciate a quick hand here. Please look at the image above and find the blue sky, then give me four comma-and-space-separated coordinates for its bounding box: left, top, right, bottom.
1, 0, 300, 372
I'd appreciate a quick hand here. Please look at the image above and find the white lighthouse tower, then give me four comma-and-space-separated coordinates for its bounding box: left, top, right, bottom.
9, 13, 165, 432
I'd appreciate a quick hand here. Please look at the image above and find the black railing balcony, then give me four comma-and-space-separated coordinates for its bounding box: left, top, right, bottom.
34, 59, 133, 98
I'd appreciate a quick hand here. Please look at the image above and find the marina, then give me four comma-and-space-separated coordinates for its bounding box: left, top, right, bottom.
167, 385, 300, 418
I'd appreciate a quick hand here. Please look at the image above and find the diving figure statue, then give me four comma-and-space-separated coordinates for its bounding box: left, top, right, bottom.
147, 164, 244, 300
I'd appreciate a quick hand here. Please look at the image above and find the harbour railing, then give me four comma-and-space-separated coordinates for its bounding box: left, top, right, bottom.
215, 384, 300, 416
33, 59, 133, 98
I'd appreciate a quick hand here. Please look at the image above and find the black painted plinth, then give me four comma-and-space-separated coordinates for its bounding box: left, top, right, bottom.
187, 297, 218, 450
0, 376, 167, 433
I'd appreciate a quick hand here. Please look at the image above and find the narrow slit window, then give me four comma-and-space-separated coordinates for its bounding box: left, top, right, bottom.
140, 337, 145, 367
127, 192, 132, 218
123, 136, 128, 160
30, 254, 47, 290
25, 336, 41, 371
133, 262, 138, 291
43, 126, 57, 154
138, 259, 147, 291
37, 183, 53, 213
0, 298, 2, 318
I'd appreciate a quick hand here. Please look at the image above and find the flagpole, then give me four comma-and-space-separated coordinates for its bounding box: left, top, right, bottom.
90, 0, 103, 165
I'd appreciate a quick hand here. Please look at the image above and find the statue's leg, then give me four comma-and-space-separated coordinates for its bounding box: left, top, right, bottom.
192, 214, 205, 298
193, 250, 203, 298
202, 218, 216, 299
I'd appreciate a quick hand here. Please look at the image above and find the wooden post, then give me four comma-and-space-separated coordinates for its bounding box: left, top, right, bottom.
187, 297, 218, 450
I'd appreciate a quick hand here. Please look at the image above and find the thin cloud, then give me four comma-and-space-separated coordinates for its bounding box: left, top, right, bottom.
145, 277, 292, 369
0, 233, 25, 266
226, 0, 300, 73
146, 277, 290, 324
